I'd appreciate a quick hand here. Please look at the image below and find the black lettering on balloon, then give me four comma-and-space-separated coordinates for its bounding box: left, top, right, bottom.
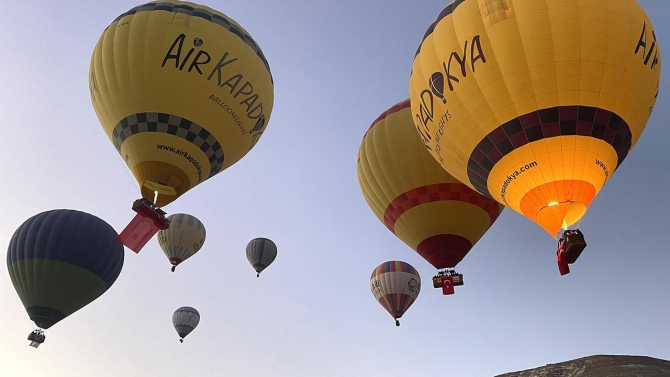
161, 33, 267, 127
647, 30, 659, 69
233, 81, 254, 99
188, 50, 211, 74
219, 73, 243, 93
162, 34, 186, 68
444, 40, 468, 91
635, 21, 647, 56
250, 115, 265, 133
635, 21, 659, 70
415, 89, 434, 150
240, 94, 259, 113
247, 103, 264, 120
471, 35, 486, 72
438, 35, 487, 92
179, 48, 196, 70
163, 35, 213, 74
206, 52, 239, 85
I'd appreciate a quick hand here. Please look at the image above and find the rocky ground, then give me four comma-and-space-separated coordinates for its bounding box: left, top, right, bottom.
496, 355, 670, 377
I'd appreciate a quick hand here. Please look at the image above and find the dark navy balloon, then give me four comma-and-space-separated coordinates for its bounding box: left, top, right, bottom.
7, 209, 124, 329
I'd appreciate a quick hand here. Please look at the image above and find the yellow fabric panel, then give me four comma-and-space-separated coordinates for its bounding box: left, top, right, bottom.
357, 99, 504, 257
90, 1, 274, 206
488, 137, 617, 208
393, 201, 493, 250
488, 137, 616, 235
357, 101, 462, 222
120, 133, 209, 199
410, 0, 660, 236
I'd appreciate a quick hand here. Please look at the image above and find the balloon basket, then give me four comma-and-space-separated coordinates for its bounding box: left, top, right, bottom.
27, 330, 45, 348
131, 198, 170, 230
432, 271, 464, 288
561, 229, 587, 264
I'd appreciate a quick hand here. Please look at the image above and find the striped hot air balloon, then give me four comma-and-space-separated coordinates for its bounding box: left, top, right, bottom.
157, 213, 206, 272
7, 209, 124, 347
409, 0, 660, 241
245, 238, 277, 277
357, 99, 504, 291
370, 261, 421, 326
89, 0, 274, 207
172, 306, 200, 343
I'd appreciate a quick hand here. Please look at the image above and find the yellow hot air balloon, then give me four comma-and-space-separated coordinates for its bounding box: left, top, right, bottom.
357, 99, 504, 292
410, 0, 660, 242
90, 1, 274, 207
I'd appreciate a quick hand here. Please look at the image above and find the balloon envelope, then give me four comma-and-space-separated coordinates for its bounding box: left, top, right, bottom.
7, 209, 124, 329
245, 238, 277, 276
370, 261, 421, 322
157, 213, 206, 270
90, 0, 274, 206
357, 99, 504, 269
410, 0, 660, 237
173, 306, 200, 341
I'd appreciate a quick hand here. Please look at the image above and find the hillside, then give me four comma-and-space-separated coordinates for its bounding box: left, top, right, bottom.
497, 355, 670, 377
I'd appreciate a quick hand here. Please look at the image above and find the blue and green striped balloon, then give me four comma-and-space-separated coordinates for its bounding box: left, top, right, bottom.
7, 209, 124, 330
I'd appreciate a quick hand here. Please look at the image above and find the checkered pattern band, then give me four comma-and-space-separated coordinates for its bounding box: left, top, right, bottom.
467, 106, 632, 198
383, 183, 501, 233
111, 112, 224, 178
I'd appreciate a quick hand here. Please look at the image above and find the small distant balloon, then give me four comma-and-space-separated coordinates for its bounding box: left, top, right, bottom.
246, 238, 277, 277
172, 306, 200, 343
370, 261, 421, 326
157, 213, 206, 272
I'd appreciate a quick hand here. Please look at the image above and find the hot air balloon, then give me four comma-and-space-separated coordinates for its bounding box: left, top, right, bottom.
357, 99, 504, 293
246, 238, 277, 277
89, 0, 274, 251
157, 213, 206, 272
410, 0, 660, 273
370, 261, 421, 326
173, 306, 200, 343
7, 209, 124, 348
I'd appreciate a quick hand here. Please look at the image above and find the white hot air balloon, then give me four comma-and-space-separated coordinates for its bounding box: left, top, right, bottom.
172, 306, 200, 343
157, 214, 206, 272
246, 238, 277, 277
370, 261, 421, 326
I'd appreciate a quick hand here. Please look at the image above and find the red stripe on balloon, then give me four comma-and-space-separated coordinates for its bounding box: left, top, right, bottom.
364, 99, 412, 136
383, 183, 501, 233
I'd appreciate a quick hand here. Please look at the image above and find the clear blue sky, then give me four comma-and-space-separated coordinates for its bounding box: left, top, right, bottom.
0, 1, 668, 376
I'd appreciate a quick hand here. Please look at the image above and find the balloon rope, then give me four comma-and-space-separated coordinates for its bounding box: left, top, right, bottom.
114, 152, 140, 192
